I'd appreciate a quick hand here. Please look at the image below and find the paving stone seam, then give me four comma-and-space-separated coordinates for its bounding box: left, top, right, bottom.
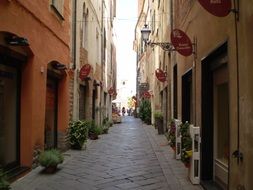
142, 122, 203, 190
139, 122, 177, 189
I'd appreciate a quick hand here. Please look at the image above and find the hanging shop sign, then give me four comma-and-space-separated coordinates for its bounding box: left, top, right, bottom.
198, 0, 231, 17
79, 64, 92, 80
142, 91, 151, 99
108, 87, 115, 95
155, 69, 167, 82
171, 29, 193, 57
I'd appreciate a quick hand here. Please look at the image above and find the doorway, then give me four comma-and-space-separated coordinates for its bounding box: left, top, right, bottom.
182, 70, 193, 123
79, 85, 87, 120
0, 63, 20, 169
45, 77, 58, 149
201, 42, 229, 189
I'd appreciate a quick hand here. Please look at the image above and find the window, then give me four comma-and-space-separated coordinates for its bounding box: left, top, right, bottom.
152, 11, 156, 33
51, 0, 64, 19
82, 4, 89, 49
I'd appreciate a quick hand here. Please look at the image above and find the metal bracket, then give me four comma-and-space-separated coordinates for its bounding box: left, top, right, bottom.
147, 41, 175, 52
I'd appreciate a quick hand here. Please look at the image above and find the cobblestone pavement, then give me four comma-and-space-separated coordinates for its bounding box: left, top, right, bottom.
12, 117, 203, 190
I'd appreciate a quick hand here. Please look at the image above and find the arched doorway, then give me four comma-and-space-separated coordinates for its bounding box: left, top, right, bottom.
45, 61, 66, 149
0, 31, 31, 170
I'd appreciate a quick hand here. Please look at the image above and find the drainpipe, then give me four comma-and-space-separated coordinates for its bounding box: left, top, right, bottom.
100, 0, 104, 125
72, 0, 77, 70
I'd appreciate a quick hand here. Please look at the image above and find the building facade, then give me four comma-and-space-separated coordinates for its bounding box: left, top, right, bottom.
135, 0, 253, 189
71, 0, 117, 125
0, 0, 71, 173
135, 0, 171, 129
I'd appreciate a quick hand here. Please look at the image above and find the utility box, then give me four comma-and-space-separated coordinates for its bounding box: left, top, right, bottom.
189, 125, 201, 184
175, 119, 182, 160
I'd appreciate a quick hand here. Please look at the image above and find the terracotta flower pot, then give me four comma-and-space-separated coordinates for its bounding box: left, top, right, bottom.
184, 162, 190, 168
44, 165, 57, 173
89, 133, 98, 140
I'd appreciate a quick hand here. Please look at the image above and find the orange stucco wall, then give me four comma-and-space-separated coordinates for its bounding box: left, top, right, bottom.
0, 1, 71, 167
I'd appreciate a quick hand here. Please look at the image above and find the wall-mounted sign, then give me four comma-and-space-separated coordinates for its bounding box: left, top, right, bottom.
79, 64, 92, 80
155, 69, 167, 82
108, 87, 115, 95
171, 29, 193, 57
198, 0, 231, 17
142, 91, 151, 99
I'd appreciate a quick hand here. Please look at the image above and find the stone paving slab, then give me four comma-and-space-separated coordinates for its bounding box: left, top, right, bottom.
11, 117, 203, 190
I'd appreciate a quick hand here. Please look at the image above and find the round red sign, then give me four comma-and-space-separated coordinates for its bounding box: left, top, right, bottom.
171, 29, 193, 57
108, 87, 114, 95
155, 69, 167, 82
79, 64, 92, 80
142, 91, 151, 99
198, 0, 231, 17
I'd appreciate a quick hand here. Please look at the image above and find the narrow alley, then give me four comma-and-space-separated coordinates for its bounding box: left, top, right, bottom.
11, 117, 202, 190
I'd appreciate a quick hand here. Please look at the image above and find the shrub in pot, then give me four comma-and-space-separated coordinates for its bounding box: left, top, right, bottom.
88, 121, 102, 140
167, 119, 176, 149
38, 149, 64, 173
139, 100, 151, 124
0, 169, 10, 190
180, 122, 192, 167
68, 120, 89, 149
154, 111, 164, 134
102, 125, 109, 134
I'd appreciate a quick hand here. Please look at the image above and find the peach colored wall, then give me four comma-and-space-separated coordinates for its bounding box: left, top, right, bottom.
0, 0, 70, 167
173, 1, 253, 189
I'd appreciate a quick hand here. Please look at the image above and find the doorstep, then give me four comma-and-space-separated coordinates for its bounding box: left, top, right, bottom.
6, 166, 30, 182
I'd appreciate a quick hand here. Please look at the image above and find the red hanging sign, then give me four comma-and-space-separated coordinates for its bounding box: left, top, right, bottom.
108, 87, 115, 95
198, 0, 231, 17
171, 29, 193, 57
155, 69, 167, 82
79, 64, 92, 80
142, 91, 151, 99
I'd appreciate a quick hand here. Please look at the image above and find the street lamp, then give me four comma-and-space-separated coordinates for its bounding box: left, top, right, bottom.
141, 24, 174, 51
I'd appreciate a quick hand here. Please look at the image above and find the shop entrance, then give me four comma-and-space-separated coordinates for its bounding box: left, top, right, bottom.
182, 70, 193, 123
45, 77, 58, 149
0, 63, 20, 169
201, 43, 229, 189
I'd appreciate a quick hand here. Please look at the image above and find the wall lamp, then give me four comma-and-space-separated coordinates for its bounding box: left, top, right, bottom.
141, 24, 174, 51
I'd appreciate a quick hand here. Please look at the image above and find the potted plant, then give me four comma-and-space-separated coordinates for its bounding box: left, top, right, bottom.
180, 122, 192, 167
88, 121, 102, 140
67, 120, 89, 149
167, 119, 176, 150
38, 149, 64, 173
0, 169, 10, 190
139, 100, 151, 125
154, 111, 164, 134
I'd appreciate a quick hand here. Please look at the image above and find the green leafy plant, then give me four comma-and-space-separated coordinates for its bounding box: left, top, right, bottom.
0, 169, 10, 190
88, 120, 102, 140
67, 120, 89, 149
101, 117, 112, 133
154, 111, 164, 134
167, 119, 176, 148
139, 100, 151, 124
154, 111, 163, 119
180, 122, 192, 166
38, 149, 64, 173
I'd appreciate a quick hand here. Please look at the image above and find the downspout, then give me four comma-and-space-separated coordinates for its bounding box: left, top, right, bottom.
101, 0, 104, 124
72, 0, 77, 70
